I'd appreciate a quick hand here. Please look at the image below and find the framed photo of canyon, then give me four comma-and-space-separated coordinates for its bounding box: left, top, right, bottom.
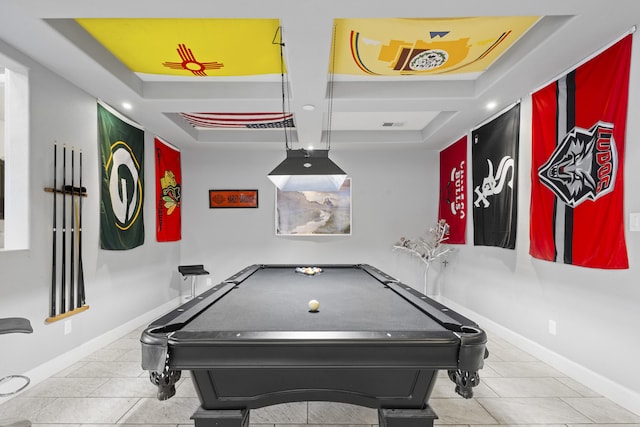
275, 178, 351, 236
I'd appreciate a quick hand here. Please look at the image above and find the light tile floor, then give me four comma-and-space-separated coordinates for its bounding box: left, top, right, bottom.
1, 325, 639, 426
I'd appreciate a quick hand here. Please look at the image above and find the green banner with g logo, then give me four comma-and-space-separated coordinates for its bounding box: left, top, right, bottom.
98, 102, 144, 250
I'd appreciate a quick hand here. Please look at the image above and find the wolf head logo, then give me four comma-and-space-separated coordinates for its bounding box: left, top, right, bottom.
538, 122, 616, 208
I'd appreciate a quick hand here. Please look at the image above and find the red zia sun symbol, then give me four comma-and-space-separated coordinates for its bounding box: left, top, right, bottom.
162, 44, 224, 76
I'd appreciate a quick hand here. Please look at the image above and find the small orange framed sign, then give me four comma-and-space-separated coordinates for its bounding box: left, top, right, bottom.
209, 189, 258, 208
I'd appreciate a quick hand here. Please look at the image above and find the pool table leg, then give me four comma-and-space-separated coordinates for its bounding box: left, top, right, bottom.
191, 408, 249, 427
378, 406, 438, 427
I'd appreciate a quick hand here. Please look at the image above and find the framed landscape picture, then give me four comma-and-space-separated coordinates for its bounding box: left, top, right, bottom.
276, 178, 351, 236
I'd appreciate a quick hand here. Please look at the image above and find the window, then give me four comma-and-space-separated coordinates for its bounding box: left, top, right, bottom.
0, 158, 4, 220
0, 68, 5, 246
0, 58, 30, 251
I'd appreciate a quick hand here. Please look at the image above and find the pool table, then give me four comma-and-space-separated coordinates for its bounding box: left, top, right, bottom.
141, 264, 487, 427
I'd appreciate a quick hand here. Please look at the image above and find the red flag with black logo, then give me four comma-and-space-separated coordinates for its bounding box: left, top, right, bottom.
530, 34, 631, 269
438, 136, 467, 244
155, 137, 182, 242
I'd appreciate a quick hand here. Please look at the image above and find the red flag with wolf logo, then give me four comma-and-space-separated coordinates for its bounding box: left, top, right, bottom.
438, 136, 467, 244
530, 34, 631, 269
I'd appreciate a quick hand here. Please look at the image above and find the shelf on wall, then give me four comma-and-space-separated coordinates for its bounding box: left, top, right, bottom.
45, 305, 90, 324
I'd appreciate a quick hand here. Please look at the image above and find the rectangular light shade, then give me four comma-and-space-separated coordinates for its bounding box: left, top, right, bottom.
268, 149, 347, 192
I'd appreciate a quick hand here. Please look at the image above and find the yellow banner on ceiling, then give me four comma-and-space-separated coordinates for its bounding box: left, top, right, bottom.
333, 16, 539, 76
76, 18, 282, 77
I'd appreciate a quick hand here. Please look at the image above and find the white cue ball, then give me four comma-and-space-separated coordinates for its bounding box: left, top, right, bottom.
308, 299, 320, 312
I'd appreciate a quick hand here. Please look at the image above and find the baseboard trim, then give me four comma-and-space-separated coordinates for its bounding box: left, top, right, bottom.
4, 296, 639, 417
440, 296, 640, 417
0, 298, 181, 406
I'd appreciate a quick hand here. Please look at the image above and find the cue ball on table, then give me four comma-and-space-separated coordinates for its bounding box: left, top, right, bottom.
308, 299, 320, 312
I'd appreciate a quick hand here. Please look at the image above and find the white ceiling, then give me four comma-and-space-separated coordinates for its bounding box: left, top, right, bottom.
0, 1, 639, 151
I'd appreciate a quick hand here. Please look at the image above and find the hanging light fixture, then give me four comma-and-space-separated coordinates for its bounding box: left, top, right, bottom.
268, 26, 347, 192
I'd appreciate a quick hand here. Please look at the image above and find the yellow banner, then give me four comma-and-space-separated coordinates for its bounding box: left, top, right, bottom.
333, 17, 539, 76
76, 18, 282, 77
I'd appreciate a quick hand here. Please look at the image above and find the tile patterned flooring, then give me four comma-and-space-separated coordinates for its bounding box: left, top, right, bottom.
1, 325, 639, 426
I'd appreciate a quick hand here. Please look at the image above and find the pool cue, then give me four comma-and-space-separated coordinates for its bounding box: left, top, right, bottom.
50, 143, 57, 318
61, 145, 67, 314
77, 150, 85, 307
69, 148, 75, 309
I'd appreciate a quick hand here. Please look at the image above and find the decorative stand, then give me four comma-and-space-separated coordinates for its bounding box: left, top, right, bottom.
0, 317, 33, 427
178, 265, 210, 300
393, 219, 452, 296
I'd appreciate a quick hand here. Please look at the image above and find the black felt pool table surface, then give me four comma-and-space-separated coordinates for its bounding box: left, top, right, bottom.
181, 265, 444, 333
141, 264, 488, 424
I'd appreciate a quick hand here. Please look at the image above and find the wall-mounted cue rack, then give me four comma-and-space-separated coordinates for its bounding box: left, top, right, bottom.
44, 143, 89, 323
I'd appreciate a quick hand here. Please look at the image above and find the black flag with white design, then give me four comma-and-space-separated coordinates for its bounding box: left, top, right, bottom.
472, 103, 520, 249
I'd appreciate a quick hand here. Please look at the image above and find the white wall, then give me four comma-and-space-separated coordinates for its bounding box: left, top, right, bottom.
0, 39, 182, 386
0, 30, 437, 395
441, 37, 640, 414
2, 25, 640, 418
179, 144, 436, 287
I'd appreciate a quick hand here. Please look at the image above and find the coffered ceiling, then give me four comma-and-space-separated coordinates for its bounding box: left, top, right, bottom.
0, 1, 638, 151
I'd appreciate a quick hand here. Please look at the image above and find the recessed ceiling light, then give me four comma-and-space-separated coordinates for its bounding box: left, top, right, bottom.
486, 101, 498, 110
302, 104, 315, 111
122, 102, 133, 110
